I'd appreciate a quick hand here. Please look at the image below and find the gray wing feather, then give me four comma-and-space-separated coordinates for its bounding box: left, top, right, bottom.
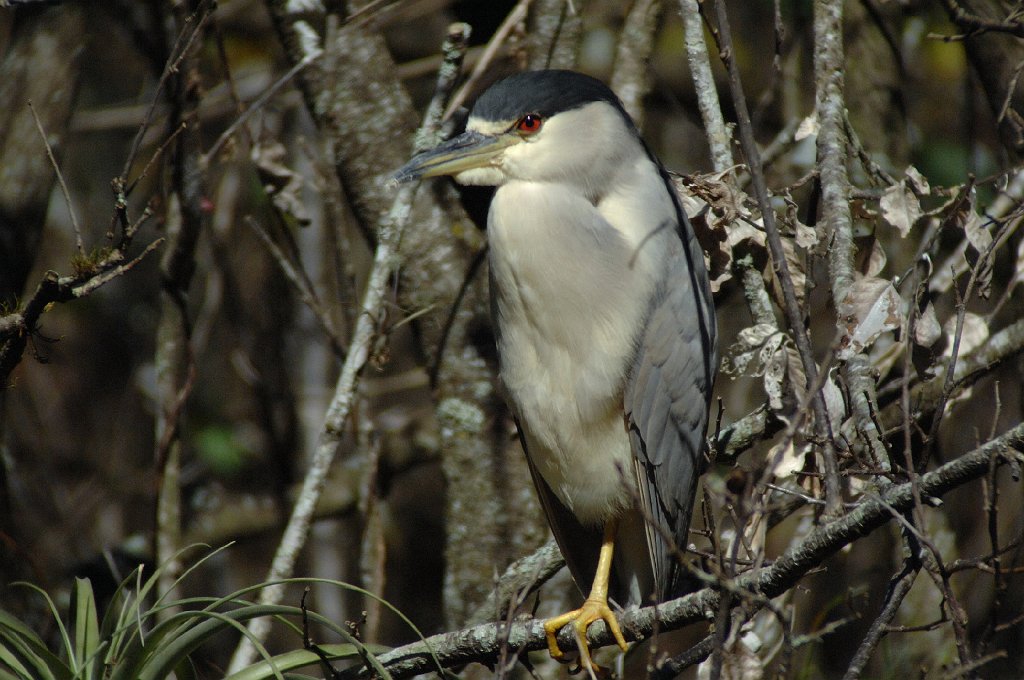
624, 211, 717, 600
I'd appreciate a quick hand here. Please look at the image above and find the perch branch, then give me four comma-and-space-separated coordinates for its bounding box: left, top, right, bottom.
337, 421, 1024, 678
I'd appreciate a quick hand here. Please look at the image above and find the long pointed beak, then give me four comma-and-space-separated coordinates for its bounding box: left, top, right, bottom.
391, 130, 516, 184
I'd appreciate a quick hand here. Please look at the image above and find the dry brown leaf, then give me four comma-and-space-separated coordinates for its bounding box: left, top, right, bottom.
838, 276, 886, 319
960, 207, 995, 299
795, 113, 819, 141
863, 239, 887, 278
737, 323, 778, 348
838, 278, 905, 360
764, 236, 807, 309
852, 198, 880, 221
937, 185, 994, 298
915, 301, 942, 348
252, 140, 312, 226
724, 327, 804, 417
959, 196, 992, 254
724, 323, 778, 375
880, 180, 922, 238
728, 220, 766, 249
768, 440, 803, 479
822, 372, 847, 436
795, 219, 818, 249
906, 165, 931, 194
673, 172, 756, 293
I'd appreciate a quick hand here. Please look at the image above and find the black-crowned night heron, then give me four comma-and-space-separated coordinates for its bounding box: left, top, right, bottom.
394, 70, 717, 670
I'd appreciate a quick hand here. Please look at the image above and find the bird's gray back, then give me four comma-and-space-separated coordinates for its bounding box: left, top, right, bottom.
623, 183, 718, 600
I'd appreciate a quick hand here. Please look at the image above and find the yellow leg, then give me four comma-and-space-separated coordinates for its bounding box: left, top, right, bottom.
543, 520, 629, 672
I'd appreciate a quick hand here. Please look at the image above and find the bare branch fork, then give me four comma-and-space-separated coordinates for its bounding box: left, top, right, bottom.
0, 233, 165, 378
335, 421, 1024, 679
0, 1, 221, 386
0, 106, 169, 384
120, 0, 216, 183
940, 0, 1024, 38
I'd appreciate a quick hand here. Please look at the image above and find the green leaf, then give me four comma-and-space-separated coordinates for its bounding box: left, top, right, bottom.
134, 606, 285, 680
0, 605, 71, 680
224, 645, 363, 680
10, 583, 73, 671
72, 578, 100, 678
0, 626, 61, 680
98, 565, 144, 667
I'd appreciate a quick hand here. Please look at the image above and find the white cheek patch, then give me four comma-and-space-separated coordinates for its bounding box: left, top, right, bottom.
466, 117, 515, 136
454, 166, 506, 186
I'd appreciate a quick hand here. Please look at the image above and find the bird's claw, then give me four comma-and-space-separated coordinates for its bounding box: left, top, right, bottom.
544, 597, 628, 673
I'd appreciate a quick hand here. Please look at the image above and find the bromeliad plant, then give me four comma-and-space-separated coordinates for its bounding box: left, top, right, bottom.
0, 546, 428, 680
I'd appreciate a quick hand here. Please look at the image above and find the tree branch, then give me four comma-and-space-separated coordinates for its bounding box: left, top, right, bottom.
679, 0, 734, 173
610, 0, 661, 128
813, 0, 879, 508
337, 421, 1024, 678
226, 21, 471, 671
713, 0, 842, 516
941, 0, 1024, 38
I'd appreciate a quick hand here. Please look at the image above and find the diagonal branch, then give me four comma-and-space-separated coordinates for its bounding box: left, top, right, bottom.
712, 0, 843, 517
226, 22, 472, 673
679, 0, 734, 173
941, 0, 1024, 38
27, 100, 84, 255
334, 421, 1024, 678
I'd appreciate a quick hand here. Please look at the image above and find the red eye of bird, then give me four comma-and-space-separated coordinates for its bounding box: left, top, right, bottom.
515, 113, 543, 135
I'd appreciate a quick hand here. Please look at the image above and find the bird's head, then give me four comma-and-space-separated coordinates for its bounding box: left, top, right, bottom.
393, 70, 642, 196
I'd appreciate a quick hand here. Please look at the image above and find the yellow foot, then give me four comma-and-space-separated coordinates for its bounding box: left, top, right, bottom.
543, 597, 628, 672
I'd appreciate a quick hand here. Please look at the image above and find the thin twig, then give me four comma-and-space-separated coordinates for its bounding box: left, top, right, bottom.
811, 0, 868, 515
0, 237, 165, 383
940, 0, 1024, 38
868, 492, 975, 664
842, 559, 918, 679
443, 0, 531, 121
153, 0, 208, 616
336, 420, 1024, 678
712, 0, 842, 516
120, 0, 215, 185
202, 50, 320, 168
246, 216, 345, 356
127, 121, 187, 196
416, 23, 474, 152
28, 100, 84, 255
70, 238, 165, 298
651, 634, 715, 679
924, 213, 1014, 469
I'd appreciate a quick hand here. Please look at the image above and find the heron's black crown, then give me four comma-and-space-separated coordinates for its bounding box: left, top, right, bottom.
471, 70, 634, 129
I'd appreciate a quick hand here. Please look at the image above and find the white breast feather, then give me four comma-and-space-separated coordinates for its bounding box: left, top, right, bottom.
488, 157, 677, 524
